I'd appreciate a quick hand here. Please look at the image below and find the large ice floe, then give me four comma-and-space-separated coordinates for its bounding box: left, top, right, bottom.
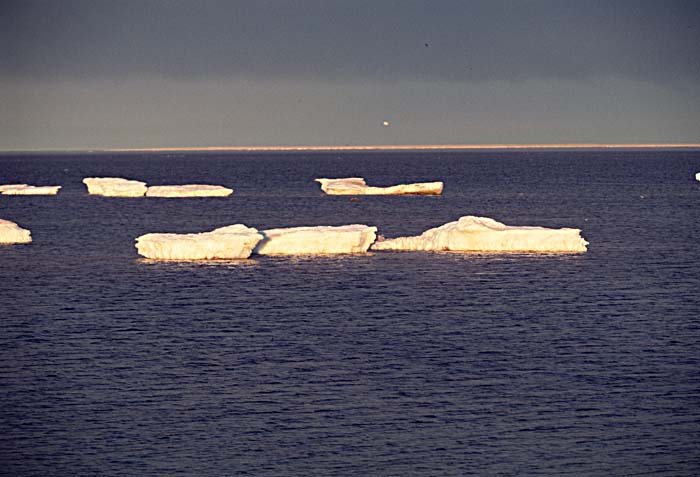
83, 177, 148, 197
145, 184, 233, 197
371, 216, 588, 253
0, 184, 61, 195
255, 224, 377, 255
0, 219, 32, 244
135, 225, 262, 260
315, 177, 443, 195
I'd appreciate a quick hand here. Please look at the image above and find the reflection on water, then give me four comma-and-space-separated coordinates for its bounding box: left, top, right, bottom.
136, 257, 262, 268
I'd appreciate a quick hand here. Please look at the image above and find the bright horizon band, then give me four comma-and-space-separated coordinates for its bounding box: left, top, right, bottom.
108, 143, 700, 152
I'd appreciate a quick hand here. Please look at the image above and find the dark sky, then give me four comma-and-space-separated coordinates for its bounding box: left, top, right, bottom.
2, 0, 699, 149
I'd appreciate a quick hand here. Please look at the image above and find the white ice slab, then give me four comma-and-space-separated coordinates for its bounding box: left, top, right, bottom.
0, 219, 32, 244
83, 177, 147, 197
145, 184, 233, 197
1, 184, 61, 195
371, 216, 588, 253
696, 172, 700, 182
135, 224, 262, 260
0, 184, 28, 192
255, 224, 377, 255
315, 178, 443, 195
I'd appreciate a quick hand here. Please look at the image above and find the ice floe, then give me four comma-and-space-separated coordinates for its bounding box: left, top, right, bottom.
135, 225, 262, 260
0, 184, 27, 192
0, 184, 61, 195
371, 216, 588, 253
696, 172, 700, 182
254, 224, 377, 255
0, 219, 32, 244
315, 177, 443, 195
83, 177, 148, 197
145, 184, 233, 197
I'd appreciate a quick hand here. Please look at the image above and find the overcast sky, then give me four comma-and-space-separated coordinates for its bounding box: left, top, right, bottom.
2, 0, 699, 150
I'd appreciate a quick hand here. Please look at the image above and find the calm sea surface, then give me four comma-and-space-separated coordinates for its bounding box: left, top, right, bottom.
1, 150, 699, 475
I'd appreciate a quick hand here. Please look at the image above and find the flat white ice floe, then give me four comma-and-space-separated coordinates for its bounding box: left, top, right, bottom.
315, 177, 443, 195
145, 184, 233, 197
83, 177, 148, 197
0, 184, 61, 195
0, 184, 27, 192
135, 225, 262, 260
371, 216, 588, 253
255, 224, 377, 255
0, 219, 32, 244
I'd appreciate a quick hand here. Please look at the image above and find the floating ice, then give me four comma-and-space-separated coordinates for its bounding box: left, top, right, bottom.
0, 184, 61, 195
696, 172, 700, 182
83, 177, 147, 197
371, 216, 588, 253
0, 184, 27, 192
255, 224, 377, 255
135, 225, 262, 260
0, 219, 32, 244
315, 177, 443, 195
145, 184, 233, 197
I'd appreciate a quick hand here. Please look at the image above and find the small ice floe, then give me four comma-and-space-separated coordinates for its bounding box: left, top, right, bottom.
254, 224, 377, 255
0, 184, 61, 195
371, 216, 588, 253
145, 184, 233, 198
83, 177, 148, 197
0, 219, 32, 244
315, 178, 443, 195
135, 225, 262, 260
696, 172, 700, 182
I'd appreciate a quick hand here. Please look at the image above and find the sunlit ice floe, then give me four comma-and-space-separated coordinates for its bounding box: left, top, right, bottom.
315, 178, 443, 195
145, 184, 233, 197
696, 172, 700, 182
371, 216, 588, 253
0, 219, 32, 244
0, 184, 61, 195
135, 225, 262, 260
254, 224, 377, 255
83, 177, 148, 197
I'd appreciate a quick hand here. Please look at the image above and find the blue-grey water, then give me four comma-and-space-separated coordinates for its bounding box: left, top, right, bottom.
1, 150, 699, 475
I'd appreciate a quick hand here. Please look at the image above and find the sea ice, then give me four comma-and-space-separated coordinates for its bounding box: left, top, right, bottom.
135, 224, 262, 260
0, 219, 32, 244
83, 177, 147, 197
254, 224, 377, 255
0, 184, 61, 195
696, 172, 700, 182
315, 177, 443, 195
371, 216, 588, 253
145, 184, 233, 197
0, 184, 28, 192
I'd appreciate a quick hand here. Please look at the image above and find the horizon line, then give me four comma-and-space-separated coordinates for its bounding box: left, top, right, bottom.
2, 143, 700, 154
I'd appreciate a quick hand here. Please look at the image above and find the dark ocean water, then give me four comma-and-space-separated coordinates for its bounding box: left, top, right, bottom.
1, 150, 699, 476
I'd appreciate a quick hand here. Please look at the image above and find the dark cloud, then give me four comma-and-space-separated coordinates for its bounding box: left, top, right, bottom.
2, 0, 699, 83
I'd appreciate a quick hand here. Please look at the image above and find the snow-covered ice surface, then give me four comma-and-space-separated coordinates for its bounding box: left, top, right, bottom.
372, 216, 588, 253
0, 184, 28, 192
135, 225, 262, 260
315, 177, 443, 195
0, 219, 32, 244
83, 177, 147, 197
145, 184, 233, 197
255, 224, 377, 255
0, 184, 61, 195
